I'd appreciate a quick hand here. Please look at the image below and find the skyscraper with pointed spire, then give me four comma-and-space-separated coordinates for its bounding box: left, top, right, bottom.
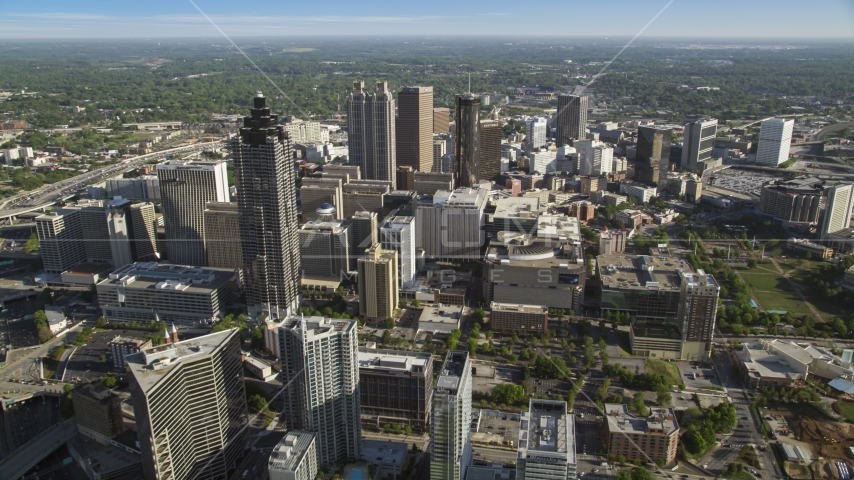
232, 92, 301, 320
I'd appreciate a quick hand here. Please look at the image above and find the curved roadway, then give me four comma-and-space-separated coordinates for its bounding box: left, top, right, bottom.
813, 121, 854, 141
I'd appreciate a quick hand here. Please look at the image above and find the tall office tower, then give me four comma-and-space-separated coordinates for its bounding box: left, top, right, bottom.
516, 399, 576, 480
555, 95, 588, 145
681, 115, 718, 170
576, 139, 614, 176
126, 329, 247, 480
479, 120, 503, 182
677, 270, 720, 361
298, 204, 351, 279
79, 205, 113, 264
34, 208, 80, 273
358, 347, 434, 432
526, 117, 548, 150
756, 118, 795, 166
430, 351, 473, 480
397, 86, 434, 173
821, 184, 854, 239
433, 107, 450, 134
380, 216, 416, 288
634, 126, 672, 187
432, 137, 447, 172
268, 431, 318, 480
203, 202, 243, 270
347, 81, 396, 185
350, 211, 379, 259
454, 94, 481, 188
415, 188, 487, 260
299, 177, 344, 222
233, 92, 301, 320
157, 160, 229, 266
130, 203, 158, 261
105, 198, 136, 268
358, 244, 399, 320
278, 316, 361, 468
396, 165, 416, 191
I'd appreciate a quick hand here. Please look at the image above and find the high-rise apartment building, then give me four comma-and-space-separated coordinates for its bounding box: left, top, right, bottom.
397, 86, 434, 173
604, 404, 679, 465
79, 205, 113, 264
479, 119, 502, 182
555, 95, 588, 145
233, 93, 301, 320
350, 211, 379, 260
358, 347, 433, 432
756, 118, 795, 166
203, 202, 243, 270
36, 208, 87, 274
677, 270, 720, 360
269, 431, 318, 480
298, 205, 351, 279
454, 94, 481, 188
526, 117, 548, 150
380, 216, 415, 288
821, 184, 854, 239
430, 351, 473, 480
127, 329, 247, 480
681, 115, 717, 170
277, 316, 361, 468
634, 126, 671, 186
347, 81, 396, 185
416, 188, 487, 260
433, 108, 450, 134
358, 244, 399, 320
516, 399, 576, 480
157, 160, 229, 266
576, 139, 614, 176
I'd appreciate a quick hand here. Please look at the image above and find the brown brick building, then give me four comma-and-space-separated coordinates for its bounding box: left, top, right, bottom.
603, 404, 679, 465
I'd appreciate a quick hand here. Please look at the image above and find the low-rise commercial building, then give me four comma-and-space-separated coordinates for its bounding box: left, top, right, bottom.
96, 262, 240, 326
603, 404, 679, 466
787, 237, 833, 259
72, 382, 125, 444
735, 339, 854, 389
363, 440, 409, 480
417, 304, 463, 335
358, 348, 433, 432
489, 302, 549, 335
619, 182, 657, 204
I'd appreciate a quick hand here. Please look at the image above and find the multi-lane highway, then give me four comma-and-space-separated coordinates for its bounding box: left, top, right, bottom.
0, 140, 224, 221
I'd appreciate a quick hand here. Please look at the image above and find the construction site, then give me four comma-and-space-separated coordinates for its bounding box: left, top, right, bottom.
776, 407, 854, 480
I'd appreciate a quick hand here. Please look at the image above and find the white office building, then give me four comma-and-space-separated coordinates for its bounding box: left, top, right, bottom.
821, 184, 854, 239
576, 139, 613, 176
526, 118, 548, 150
756, 118, 795, 166
516, 399, 577, 480
529, 151, 558, 175
430, 351, 473, 480
380, 216, 416, 288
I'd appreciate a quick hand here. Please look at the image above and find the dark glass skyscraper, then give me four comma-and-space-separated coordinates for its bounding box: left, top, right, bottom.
478, 119, 502, 182
634, 126, 672, 187
454, 94, 481, 188
555, 94, 588, 145
232, 92, 301, 320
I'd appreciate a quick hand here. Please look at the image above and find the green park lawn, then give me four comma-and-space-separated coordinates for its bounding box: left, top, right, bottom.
739, 272, 795, 293
646, 359, 684, 387
751, 290, 814, 316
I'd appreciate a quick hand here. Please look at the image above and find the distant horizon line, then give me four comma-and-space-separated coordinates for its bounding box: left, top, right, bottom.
1, 35, 853, 42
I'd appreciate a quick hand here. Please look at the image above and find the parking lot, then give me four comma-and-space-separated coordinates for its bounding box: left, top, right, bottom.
575, 418, 602, 455
65, 330, 123, 382
675, 361, 723, 389
474, 410, 520, 445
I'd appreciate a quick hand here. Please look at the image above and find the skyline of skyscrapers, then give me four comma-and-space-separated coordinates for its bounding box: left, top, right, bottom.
555, 94, 588, 146
233, 92, 302, 320
347, 81, 397, 185
396, 86, 434, 173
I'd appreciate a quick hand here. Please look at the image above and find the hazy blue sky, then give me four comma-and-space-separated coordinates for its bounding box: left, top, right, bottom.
1, 0, 853, 39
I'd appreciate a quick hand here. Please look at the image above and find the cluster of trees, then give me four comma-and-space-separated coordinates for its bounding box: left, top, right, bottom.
534, 356, 569, 379
23, 232, 39, 254
615, 467, 654, 480
801, 255, 854, 309
632, 226, 670, 253
490, 383, 527, 407
298, 294, 353, 320
755, 385, 820, 405
445, 329, 462, 351
8, 166, 77, 191
33, 310, 53, 343
604, 310, 637, 327
210, 313, 249, 333
597, 196, 639, 221
680, 403, 738, 455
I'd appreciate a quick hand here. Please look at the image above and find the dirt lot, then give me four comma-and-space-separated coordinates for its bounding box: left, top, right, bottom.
785, 407, 854, 463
